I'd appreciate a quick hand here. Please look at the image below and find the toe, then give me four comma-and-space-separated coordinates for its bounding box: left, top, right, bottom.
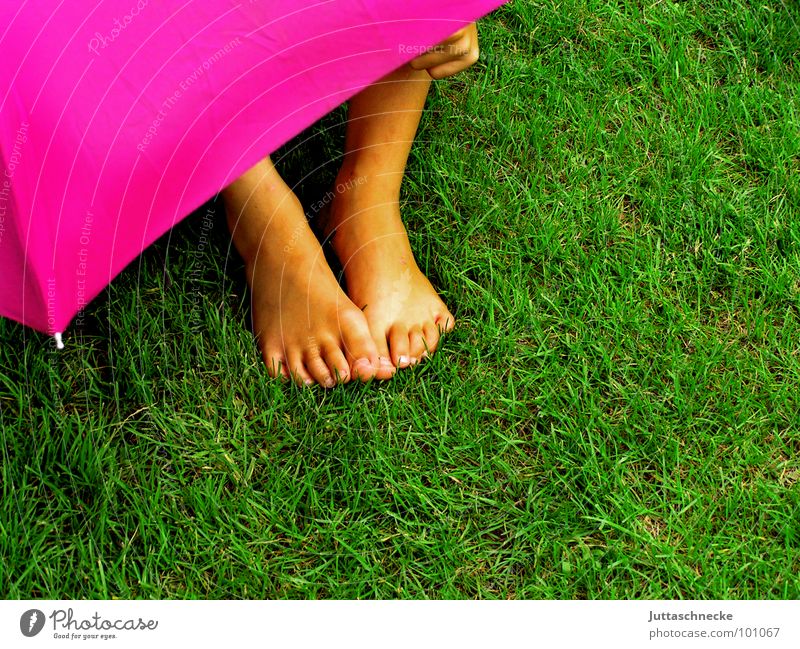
339, 310, 377, 361
388, 324, 412, 368
374, 355, 396, 381
408, 325, 426, 362
339, 310, 379, 381
322, 344, 350, 384
366, 323, 395, 380
364, 318, 391, 358
263, 349, 290, 380
287, 351, 315, 387
305, 348, 336, 388
351, 357, 377, 382
436, 309, 456, 333
423, 322, 441, 356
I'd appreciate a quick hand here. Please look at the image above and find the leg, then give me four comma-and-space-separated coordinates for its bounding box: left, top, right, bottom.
321, 64, 456, 368
223, 156, 395, 385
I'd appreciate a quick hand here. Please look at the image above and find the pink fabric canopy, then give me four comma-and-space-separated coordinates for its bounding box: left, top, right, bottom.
0, 0, 505, 336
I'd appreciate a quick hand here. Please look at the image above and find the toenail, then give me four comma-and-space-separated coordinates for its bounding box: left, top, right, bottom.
398, 355, 411, 366
304, 379, 314, 386
379, 357, 395, 369
353, 358, 373, 374
323, 379, 336, 388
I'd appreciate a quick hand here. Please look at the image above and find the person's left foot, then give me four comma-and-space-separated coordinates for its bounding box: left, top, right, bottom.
319, 174, 455, 369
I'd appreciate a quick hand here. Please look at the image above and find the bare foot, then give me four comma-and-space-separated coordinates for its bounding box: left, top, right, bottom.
224, 161, 396, 386
320, 173, 456, 369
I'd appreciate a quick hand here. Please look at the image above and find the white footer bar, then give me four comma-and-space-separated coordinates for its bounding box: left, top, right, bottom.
2, 600, 798, 648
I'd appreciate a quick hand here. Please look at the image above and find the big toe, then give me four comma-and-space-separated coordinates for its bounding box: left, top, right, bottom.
366, 320, 397, 380
388, 324, 413, 368
339, 310, 385, 381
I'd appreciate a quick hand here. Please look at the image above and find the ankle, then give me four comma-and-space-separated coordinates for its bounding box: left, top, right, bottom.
334, 162, 401, 202
227, 193, 308, 261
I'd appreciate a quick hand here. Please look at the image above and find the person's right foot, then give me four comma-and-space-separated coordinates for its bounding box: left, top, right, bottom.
224, 159, 395, 386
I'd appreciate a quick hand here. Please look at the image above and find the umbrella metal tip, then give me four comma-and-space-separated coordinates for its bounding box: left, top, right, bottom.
54, 332, 65, 350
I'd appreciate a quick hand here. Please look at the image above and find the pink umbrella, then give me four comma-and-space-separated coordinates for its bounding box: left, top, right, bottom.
0, 0, 505, 347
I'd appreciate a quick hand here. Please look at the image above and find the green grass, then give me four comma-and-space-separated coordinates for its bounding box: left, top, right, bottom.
2, 0, 799, 598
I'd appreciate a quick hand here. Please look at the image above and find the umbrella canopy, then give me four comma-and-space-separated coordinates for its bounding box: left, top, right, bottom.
0, 0, 505, 341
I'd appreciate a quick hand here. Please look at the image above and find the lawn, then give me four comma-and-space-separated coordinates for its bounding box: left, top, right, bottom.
1, 0, 799, 598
